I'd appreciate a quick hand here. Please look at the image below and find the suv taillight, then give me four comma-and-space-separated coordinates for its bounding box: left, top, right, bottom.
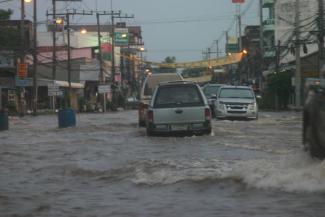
147, 110, 154, 122
205, 108, 211, 121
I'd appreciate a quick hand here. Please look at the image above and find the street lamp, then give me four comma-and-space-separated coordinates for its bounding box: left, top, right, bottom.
22, 0, 38, 115
55, 17, 63, 25
80, 28, 87, 34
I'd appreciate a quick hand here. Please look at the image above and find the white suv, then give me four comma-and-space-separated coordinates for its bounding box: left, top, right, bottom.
214, 85, 258, 120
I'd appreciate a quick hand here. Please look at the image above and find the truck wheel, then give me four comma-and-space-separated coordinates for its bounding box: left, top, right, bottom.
146, 127, 154, 136
138, 120, 146, 127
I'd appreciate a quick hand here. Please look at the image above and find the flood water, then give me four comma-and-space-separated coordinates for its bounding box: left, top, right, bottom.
1, 111, 325, 217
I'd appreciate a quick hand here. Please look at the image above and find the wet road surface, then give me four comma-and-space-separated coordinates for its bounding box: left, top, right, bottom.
1, 111, 325, 217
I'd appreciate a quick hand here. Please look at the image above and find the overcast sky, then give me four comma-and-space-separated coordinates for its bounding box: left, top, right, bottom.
1, 0, 259, 62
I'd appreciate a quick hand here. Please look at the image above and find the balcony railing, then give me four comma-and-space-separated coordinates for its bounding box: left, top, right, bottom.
263, 46, 276, 57
262, 0, 274, 8
263, 19, 275, 32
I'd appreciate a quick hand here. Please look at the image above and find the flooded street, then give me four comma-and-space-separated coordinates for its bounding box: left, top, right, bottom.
1, 111, 325, 217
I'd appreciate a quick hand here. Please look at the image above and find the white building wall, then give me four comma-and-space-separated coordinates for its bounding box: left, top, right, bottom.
37, 31, 110, 48
37, 31, 120, 66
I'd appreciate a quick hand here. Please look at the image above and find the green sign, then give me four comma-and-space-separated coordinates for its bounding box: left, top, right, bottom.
226, 44, 238, 53
114, 28, 129, 46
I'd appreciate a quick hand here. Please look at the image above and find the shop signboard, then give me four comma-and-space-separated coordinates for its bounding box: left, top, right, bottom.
226, 44, 239, 53
17, 63, 28, 79
114, 28, 129, 46
48, 83, 61, 96
15, 77, 29, 87
98, 85, 111, 94
0, 52, 14, 68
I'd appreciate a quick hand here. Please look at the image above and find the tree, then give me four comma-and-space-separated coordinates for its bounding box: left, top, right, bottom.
0, 9, 12, 20
159, 56, 177, 73
0, 9, 20, 51
264, 70, 293, 109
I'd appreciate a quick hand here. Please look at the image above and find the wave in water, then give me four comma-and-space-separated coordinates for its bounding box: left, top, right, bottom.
131, 154, 325, 193
67, 153, 325, 193
231, 152, 325, 193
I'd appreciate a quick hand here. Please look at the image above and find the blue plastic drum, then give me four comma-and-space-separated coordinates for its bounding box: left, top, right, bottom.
58, 108, 76, 128
0, 111, 9, 131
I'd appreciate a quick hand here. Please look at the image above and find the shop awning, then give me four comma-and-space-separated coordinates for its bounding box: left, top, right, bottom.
54, 80, 84, 88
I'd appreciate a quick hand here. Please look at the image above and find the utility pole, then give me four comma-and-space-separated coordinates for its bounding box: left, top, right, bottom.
20, 0, 25, 63
32, 0, 37, 115
295, 0, 302, 107
52, 0, 56, 111
19, 0, 25, 116
318, 0, 325, 78
259, 0, 264, 90
48, 10, 93, 107
96, 11, 120, 112
259, 0, 264, 58
66, 13, 71, 106
237, 3, 242, 51
110, 11, 134, 104
216, 40, 220, 58
96, 12, 105, 112
225, 31, 229, 54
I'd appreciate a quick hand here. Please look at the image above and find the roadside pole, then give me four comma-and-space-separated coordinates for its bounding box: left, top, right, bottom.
110, 12, 134, 105
52, 0, 57, 111
0, 86, 2, 109
259, 0, 264, 90
19, 0, 25, 116
237, 3, 243, 52
32, 0, 38, 116
48, 10, 93, 108
96, 13, 106, 112
295, 0, 302, 107
318, 0, 325, 78
96, 11, 121, 112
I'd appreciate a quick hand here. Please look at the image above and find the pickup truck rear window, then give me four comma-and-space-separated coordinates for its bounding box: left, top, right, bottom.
219, 88, 254, 99
154, 85, 204, 108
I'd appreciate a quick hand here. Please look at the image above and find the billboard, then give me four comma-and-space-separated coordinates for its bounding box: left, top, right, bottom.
114, 28, 129, 46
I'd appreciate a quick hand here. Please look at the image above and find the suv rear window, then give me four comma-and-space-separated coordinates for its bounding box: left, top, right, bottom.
154, 84, 204, 108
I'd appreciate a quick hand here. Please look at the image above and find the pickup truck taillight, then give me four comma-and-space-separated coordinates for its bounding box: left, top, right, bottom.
205, 108, 211, 121
139, 102, 148, 114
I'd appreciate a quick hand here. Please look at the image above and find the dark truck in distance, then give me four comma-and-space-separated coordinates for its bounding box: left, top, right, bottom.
303, 78, 325, 159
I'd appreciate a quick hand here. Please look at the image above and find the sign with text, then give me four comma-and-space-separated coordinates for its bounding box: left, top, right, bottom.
15, 77, 29, 86
17, 63, 28, 79
98, 85, 111, 94
232, 0, 245, 3
48, 83, 60, 96
226, 44, 239, 53
114, 28, 129, 46
0, 52, 14, 68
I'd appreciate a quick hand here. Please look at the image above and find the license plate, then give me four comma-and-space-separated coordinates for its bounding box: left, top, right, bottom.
171, 124, 188, 131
